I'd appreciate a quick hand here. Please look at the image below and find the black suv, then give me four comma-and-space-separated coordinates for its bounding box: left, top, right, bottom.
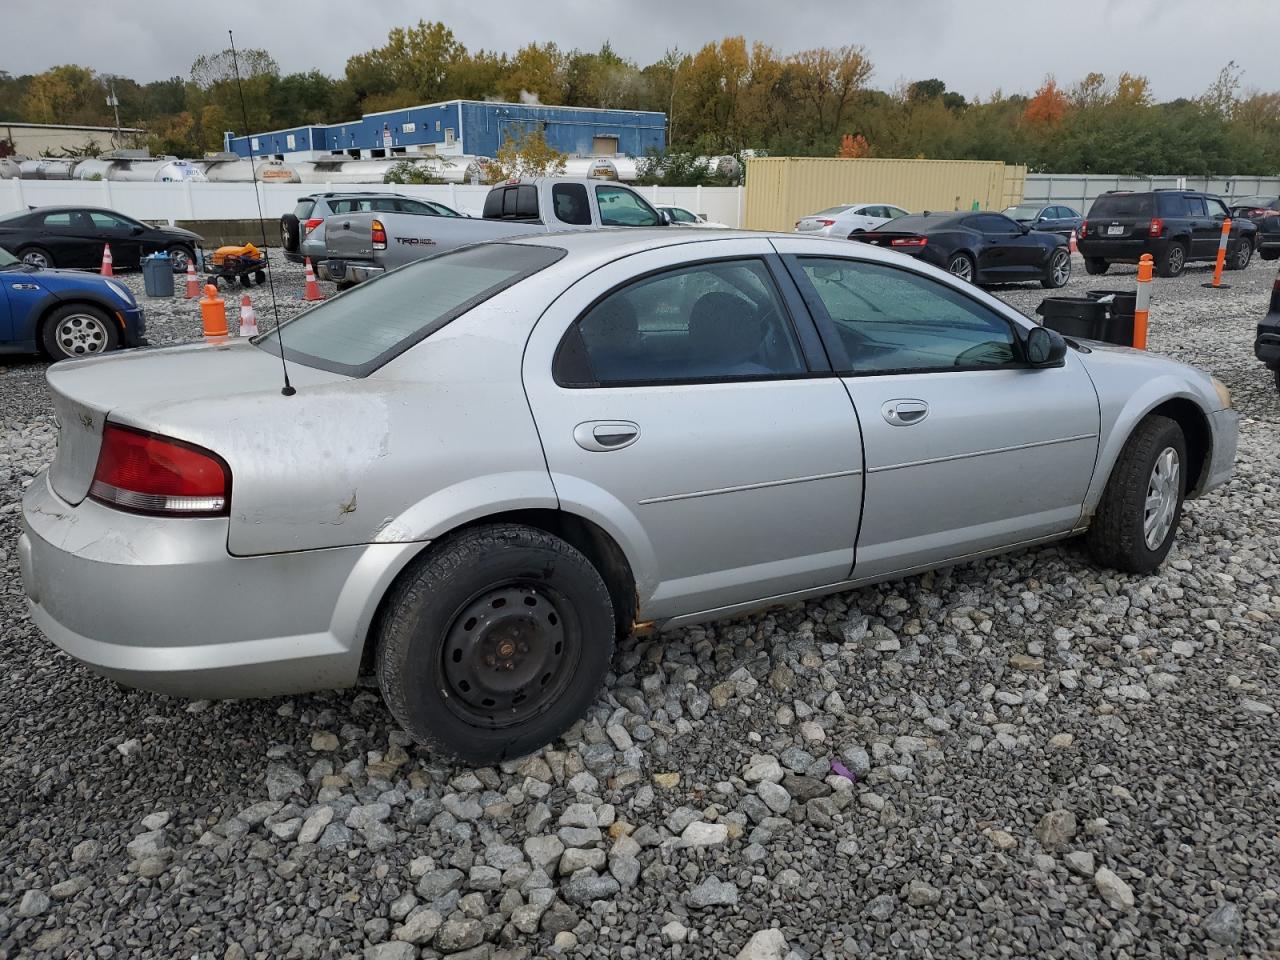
1079, 190, 1258, 278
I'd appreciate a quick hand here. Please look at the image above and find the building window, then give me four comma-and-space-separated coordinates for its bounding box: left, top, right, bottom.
403, 122, 416, 134
286, 134, 296, 150
435, 120, 441, 132
250, 137, 260, 150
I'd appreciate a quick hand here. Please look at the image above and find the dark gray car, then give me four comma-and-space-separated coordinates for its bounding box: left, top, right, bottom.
1003, 203, 1083, 237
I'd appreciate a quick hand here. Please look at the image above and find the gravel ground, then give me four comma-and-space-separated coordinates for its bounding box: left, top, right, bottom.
1, 250, 1278, 960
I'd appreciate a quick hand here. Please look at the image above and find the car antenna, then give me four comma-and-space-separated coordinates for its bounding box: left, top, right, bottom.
228, 29, 295, 397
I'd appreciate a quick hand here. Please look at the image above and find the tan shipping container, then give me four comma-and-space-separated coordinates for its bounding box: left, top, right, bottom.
744, 157, 1027, 232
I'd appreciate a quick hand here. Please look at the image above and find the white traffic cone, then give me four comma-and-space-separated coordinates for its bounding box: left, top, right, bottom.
239, 294, 259, 337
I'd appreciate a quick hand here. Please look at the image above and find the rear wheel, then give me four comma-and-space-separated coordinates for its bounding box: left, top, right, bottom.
1084, 257, 1109, 276
19, 246, 54, 269
947, 252, 975, 283
1041, 248, 1071, 288
280, 215, 300, 253
41, 303, 119, 361
1225, 238, 1253, 271
1157, 241, 1187, 278
376, 523, 616, 764
1087, 415, 1186, 573
1260, 248, 1279, 262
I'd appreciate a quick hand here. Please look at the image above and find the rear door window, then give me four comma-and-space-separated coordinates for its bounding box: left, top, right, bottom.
256, 243, 565, 376
557, 259, 806, 385
552, 183, 591, 225
1089, 194, 1154, 218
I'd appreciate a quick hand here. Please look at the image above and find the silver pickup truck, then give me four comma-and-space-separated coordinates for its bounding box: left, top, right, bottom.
324, 177, 666, 285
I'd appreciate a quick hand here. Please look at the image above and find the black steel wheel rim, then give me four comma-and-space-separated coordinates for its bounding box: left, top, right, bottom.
439, 582, 579, 729
1169, 246, 1184, 273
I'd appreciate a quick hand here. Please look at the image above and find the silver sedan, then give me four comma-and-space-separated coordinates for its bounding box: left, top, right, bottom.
19, 230, 1238, 763
795, 202, 911, 238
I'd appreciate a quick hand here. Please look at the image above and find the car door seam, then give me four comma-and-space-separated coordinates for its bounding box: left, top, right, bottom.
867, 432, 1098, 473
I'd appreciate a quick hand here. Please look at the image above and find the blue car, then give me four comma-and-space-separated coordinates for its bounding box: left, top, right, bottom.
0, 245, 146, 361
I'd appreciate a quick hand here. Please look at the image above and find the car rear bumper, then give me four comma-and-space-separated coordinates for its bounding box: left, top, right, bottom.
325, 259, 383, 284
1077, 237, 1168, 262
19, 471, 422, 699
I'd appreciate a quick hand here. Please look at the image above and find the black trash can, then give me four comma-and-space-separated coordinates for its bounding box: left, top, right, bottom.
1085, 289, 1137, 347
1035, 297, 1111, 342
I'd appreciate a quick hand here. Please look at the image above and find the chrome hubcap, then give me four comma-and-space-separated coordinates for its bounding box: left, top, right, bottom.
55, 314, 109, 356
1144, 446, 1180, 550
1051, 251, 1071, 285
22, 251, 49, 268
949, 256, 973, 281
170, 248, 190, 272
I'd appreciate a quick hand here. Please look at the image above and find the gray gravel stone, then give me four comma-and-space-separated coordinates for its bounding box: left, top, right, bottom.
685, 875, 738, 908
1204, 902, 1243, 945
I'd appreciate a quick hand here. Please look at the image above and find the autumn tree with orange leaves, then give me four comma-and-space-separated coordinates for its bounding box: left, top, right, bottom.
1023, 77, 1069, 127
838, 133, 870, 157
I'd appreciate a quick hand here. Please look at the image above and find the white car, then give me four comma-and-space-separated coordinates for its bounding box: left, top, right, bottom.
658, 205, 729, 229
795, 203, 911, 238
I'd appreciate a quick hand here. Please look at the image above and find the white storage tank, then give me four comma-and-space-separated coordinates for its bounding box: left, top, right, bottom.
201, 156, 299, 183
19, 157, 76, 179
72, 156, 207, 182
0, 156, 22, 179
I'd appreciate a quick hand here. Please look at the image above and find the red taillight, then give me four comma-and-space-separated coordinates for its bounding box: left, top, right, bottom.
372, 218, 387, 250
1079, 220, 1088, 238
818, 219, 835, 226
303, 218, 323, 235
89, 423, 230, 517
1149, 218, 1163, 237
890, 236, 928, 247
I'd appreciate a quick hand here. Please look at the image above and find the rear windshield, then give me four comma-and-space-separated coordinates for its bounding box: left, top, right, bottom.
255, 243, 565, 376
876, 214, 956, 233
1088, 194, 1153, 218
1234, 195, 1279, 209
814, 205, 854, 217
1004, 204, 1042, 219
293, 199, 316, 219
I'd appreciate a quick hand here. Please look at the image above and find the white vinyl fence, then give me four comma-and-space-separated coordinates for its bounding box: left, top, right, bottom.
0, 178, 746, 228
1023, 175, 1280, 215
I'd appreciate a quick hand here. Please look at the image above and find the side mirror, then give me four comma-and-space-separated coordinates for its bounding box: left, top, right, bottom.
1026, 325, 1067, 366
1020, 223, 1032, 234
657, 210, 672, 225
131, 225, 145, 235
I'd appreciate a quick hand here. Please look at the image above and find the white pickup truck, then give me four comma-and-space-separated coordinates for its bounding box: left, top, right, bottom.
324, 177, 667, 286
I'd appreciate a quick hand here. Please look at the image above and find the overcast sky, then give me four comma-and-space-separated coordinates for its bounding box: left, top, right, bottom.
6, 0, 1276, 103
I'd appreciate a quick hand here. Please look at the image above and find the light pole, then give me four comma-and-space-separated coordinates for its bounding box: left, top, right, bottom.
105, 79, 121, 148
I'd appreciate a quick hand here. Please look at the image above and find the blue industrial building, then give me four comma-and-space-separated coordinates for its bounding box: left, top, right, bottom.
225, 100, 666, 161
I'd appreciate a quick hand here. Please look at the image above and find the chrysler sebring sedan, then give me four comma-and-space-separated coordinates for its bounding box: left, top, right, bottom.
20, 230, 1237, 763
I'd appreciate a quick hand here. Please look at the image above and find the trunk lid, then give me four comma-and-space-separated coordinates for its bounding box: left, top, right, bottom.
795, 217, 833, 233
1084, 194, 1155, 240
46, 340, 344, 505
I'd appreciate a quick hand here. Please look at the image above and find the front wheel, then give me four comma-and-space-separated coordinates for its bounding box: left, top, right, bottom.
1084, 257, 1109, 276
1087, 415, 1187, 573
41, 303, 120, 360
947, 252, 975, 283
376, 523, 616, 765
167, 244, 195, 274
1041, 248, 1071, 288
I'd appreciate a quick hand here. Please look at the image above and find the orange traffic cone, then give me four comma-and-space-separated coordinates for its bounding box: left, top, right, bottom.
238, 294, 259, 337
99, 244, 114, 277
303, 257, 324, 301
184, 259, 199, 299
1069, 229, 1078, 255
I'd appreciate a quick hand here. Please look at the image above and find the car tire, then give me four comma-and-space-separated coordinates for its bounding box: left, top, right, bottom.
1260, 248, 1280, 262
1086, 415, 1187, 574
19, 245, 55, 269
376, 523, 616, 765
1041, 248, 1071, 288
335, 280, 357, 292
1225, 238, 1253, 271
167, 244, 196, 274
281, 215, 301, 253
1084, 257, 1109, 275
1157, 241, 1188, 278
947, 252, 975, 283
40, 303, 120, 361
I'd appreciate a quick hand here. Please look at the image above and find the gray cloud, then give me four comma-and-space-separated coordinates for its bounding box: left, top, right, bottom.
5, 0, 1273, 102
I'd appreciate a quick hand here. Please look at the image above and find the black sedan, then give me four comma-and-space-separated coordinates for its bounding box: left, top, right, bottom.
1231, 195, 1280, 262
856, 212, 1072, 288
1003, 202, 1083, 237
0, 206, 203, 273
